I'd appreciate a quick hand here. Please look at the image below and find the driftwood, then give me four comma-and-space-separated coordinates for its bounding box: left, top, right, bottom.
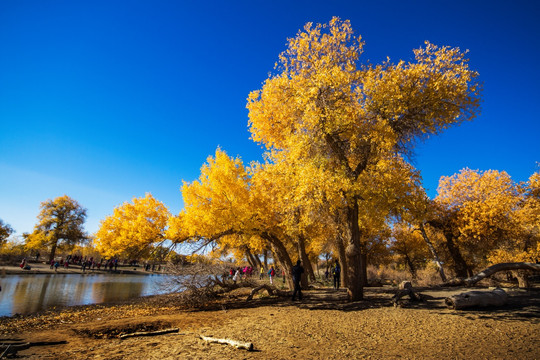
445, 288, 508, 310
0, 340, 67, 358
444, 262, 540, 287
246, 284, 289, 300
392, 281, 431, 306
119, 328, 180, 339
200, 335, 254, 351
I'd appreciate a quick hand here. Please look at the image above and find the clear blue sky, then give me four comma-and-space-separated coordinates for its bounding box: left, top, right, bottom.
1, 0, 539, 236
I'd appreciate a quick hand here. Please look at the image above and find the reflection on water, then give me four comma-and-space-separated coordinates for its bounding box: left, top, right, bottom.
0, 274, 168, 317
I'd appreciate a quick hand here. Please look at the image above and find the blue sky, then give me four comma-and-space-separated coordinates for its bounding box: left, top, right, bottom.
1, 0, 539, 236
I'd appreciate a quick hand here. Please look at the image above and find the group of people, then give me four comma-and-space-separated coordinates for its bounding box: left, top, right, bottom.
48, 256, 120, 272
229, 266, 256, 283
228, 260, 342, 302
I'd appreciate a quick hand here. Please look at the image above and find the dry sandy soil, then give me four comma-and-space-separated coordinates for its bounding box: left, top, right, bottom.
1, 285, 539, 359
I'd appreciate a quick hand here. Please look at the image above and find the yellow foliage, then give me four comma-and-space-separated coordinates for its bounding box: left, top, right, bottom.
24, 195, 87, 259
94, 193, 169, 259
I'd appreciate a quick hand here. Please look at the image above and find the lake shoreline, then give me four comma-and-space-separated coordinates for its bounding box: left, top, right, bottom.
1, 286, 538, 359
0, 262, 165, 276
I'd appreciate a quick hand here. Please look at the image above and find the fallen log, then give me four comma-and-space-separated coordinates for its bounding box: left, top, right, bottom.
445, 288, 508, 310
119, 328, 180, 339
200, 335, 253, 351
444, 262, 540, 287
246, 284, 289, 300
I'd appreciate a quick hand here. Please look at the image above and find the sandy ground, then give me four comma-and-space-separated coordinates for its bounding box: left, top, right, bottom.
1, 285, 539, 359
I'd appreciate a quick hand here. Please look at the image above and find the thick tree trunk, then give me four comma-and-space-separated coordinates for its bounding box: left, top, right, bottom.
48, 239, 58, 263
404, 254, 417, 279
360, 249, 368, 286
336, 235, 348, 288
445, 288, 508, 309
445, 262, 540, 287
443, 231, 470, 278
262, 233, 294, 290
263, 249, 268, 269
298, 235, 316, 283
345, 200, 363, 301
419, 223, 447, 282
246, 248, 262, 269
246, 284, 290, 300
245, 249, 256, 268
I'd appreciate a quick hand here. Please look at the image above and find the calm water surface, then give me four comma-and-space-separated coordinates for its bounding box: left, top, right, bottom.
0, 273, 169, 317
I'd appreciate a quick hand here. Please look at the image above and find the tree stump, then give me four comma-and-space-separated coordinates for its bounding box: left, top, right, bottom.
445, 288, 508, 310
392, 281, 423, 306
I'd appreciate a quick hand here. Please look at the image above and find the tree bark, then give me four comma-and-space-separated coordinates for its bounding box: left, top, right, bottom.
444, 262, 540, 287
253, 252, 263, 269
298, 234, 316, 283
336, 234, 348, 288
445, 288, 508, 309
512, 270, 530, 288
263, 249, 269, 269
418, 223, 447, 282
245, 249, 256, 268
404, 254, 417, 279
443, 230, 470, 278
345, 199, 363, 301
360, 249, 368, 286
48, 239, 58, 263
262, 232, 294, 289
246, 284, 289, 300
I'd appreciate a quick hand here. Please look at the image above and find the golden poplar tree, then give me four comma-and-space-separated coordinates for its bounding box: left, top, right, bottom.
94, 193, 170, 259
247, 17, 480, 299
430, 168, 521, 276
25, 195, 87, 262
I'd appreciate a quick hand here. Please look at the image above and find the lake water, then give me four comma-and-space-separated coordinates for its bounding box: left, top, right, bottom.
0, 273, 170, 317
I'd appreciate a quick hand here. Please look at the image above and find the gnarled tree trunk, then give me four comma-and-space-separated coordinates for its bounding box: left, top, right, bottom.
444, 231, 471, 278
445, 262, 540, 287
262, 232, 294, 290
345, 200, 363, 301
336, 235, 348, 288
419, 223, 447, 282
298, 234, 315, 283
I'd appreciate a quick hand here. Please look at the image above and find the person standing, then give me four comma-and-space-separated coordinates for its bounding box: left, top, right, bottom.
232, 268, 240, 284
332, 261, 341, 290
268, 266, 275, 284
291, 260, 304, 301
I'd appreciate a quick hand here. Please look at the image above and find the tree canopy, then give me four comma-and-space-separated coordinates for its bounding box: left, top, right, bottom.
25, 195, 87, 262
246, 17, 480, 300
94, 193, 170, 259
0, 219, 14, 247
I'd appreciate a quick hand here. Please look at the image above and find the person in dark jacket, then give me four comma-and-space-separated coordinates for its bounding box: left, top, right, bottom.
291, 260, 304, 301
333, 261, 341, 290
